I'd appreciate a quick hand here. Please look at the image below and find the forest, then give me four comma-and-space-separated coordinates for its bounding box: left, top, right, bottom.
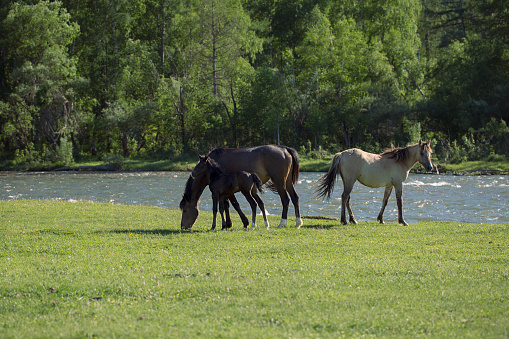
0, 0, 508, 169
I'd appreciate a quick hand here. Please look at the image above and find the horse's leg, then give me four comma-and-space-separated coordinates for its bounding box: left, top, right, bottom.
286, 183, 302, 228
377, 186, 393, 224
242, 190, 259, 230
346, 195, 357, 224
219, 198, 231, 230
220, 198, 231, 229
271, 181, 290, 228
229, 195, 249, 228
211, 195, 218, 231
276, 190, 290, 228
341, 181, 355, 225
395, 183, 408, 226
252, 191, 269, 229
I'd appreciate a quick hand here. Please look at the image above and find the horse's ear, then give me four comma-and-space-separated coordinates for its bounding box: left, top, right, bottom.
199, 155, 206, 161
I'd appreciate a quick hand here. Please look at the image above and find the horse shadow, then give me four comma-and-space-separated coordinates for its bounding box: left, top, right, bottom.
299, 216, 339, 229
99, 229, 208, 236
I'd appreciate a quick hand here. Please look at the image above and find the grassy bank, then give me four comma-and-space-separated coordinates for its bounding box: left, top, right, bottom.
2, 151, 509, 173
1, 200, 508, 337
300, 155, 509, 173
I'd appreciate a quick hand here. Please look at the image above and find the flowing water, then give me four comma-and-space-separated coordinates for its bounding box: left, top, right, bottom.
1, 171, 508, 224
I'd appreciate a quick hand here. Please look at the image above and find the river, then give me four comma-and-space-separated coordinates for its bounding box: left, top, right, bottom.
1, 171, 508, 224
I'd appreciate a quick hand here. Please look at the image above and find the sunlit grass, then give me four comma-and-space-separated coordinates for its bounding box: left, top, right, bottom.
1, 200, 508, 337
441, 160, 509, 173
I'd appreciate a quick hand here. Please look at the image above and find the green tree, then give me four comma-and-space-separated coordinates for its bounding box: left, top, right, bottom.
1, 1, 83, 157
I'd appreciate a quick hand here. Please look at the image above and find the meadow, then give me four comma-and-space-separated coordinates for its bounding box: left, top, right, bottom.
1, 200, 508, 338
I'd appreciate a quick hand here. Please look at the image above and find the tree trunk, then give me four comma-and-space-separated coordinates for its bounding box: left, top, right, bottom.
160, 0, 165, 75
227, 83, 238, 147
341, 121, 351, 149
211, 0, 218, 97
177, 87, 188, 151
122, 130, 129, 157
459, 0, 467, 38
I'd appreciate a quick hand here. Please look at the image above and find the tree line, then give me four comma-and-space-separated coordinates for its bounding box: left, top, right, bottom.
1, 0, 508, 169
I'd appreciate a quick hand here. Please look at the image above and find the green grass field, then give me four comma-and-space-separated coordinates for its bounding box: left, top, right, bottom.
1, 200, 508, 338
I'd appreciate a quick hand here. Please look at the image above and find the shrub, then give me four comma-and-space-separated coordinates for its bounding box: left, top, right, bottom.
102, 153, 125, 170
55, 137, 74, 165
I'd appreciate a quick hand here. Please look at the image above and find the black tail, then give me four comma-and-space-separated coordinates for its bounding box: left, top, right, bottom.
252, 174, 264, 194
285, 146, 300, 184
315, 153, 341, 200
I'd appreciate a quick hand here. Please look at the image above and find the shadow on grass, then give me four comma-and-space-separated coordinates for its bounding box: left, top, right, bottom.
300, 223, 337, 230
300, 215, 340, 229
99, 229, 209, 235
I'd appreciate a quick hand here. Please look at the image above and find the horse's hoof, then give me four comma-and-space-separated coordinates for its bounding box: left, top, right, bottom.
295, 217, 303, 229
350, 219, 358, 225
277, 219, 287, 228
399, 220, 409, 226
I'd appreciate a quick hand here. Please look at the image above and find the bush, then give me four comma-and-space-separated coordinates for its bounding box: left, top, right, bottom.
55, 137, 74, 165
486, 153, 507, 162
102, 153, 125, 170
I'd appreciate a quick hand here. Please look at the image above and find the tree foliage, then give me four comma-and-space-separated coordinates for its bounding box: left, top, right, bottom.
0, 0, 508, 166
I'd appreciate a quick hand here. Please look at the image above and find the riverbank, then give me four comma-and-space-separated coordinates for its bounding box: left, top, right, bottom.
56, 156, 509, 175
1, 200, 508, 338
1, 154, 508, 174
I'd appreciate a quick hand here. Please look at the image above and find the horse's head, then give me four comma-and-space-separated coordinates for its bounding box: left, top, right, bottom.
191, 155, 209, 179
180, 156, 212, 230
180, 193, 199, 230
418, 140, 433, 172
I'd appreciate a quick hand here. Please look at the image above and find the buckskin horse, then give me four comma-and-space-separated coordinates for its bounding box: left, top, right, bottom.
315, 141, 434, 226
180, 145, 302, 230
191, 155, 269, 230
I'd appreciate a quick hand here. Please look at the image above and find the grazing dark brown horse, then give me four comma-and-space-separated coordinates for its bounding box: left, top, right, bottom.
316, 141, 434, 226
179, 167, 249, 230
180, 145, 302, 230
192, 155, 269, 230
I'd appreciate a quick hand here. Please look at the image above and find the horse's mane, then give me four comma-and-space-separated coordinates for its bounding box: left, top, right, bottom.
180, 176, 195, 209
422, 142, 432, 153
381, 142, 431, 162
208, 147, 226, 157
381, 145, 411, 162
205, 157, 225, 179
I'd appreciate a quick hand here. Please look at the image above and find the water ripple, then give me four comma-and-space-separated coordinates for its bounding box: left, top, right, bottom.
0, 171, 508, 224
